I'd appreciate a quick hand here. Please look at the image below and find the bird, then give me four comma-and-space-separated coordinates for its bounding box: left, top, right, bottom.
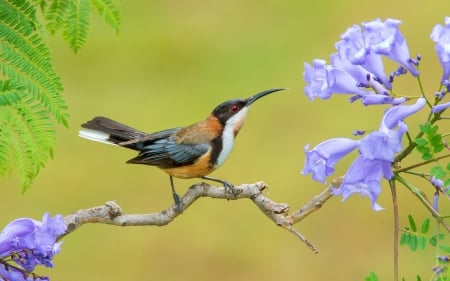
79, 88, 285, 211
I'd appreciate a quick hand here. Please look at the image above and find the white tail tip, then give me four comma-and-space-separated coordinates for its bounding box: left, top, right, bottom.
78, 129, 117, 145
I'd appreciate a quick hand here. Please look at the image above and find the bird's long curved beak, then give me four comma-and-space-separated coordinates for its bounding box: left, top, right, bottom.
246, 88, 286, 106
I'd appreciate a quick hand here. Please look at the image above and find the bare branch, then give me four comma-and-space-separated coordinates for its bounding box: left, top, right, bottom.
60, 181, 334, 253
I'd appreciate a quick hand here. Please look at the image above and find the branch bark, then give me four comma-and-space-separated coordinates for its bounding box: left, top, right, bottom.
60, 181, 335, 253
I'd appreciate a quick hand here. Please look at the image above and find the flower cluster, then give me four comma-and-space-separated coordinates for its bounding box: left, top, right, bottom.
0, 213, 66, 281
302, 17, 450, 210
304, 18, 419, 106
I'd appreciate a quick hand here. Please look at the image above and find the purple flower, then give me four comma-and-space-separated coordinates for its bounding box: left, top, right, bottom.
303, 59, 368, 100
431, 17, 450, 83
362, 18, 419, 77
302, 138, 360, 183
359, 94, 406, 106
432, 101, 450, 114
431, 176, 444, 188
332, 156, 392, 211
0, 214, 66, 281
359, 123, 407, 162
338, 25, 392, 89
381, 98, 426, 130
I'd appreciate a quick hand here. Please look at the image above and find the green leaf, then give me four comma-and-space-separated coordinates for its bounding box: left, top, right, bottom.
410, 234, 418, 251
0, 0, 69, 125
0, 0, 69, 190
416, 146, 430, 154
430, 124, 439, 135
445, 179, 450, 188
408, 214, 417, 232
439, 244, 450, 253
45, 0, 71, 34
62, 0, 90, 53
414, 138, 428, 146
421, 218, 430, 234
0, 98, 55, 191
365, 272, 378, 281
429, 234, 445, 246
0, 79, 24, 106
90, 0, 120, 34
431, 166, 447, 179
418, 236, 427, 250
400, 233, 409, 246
422, 153, 433, 161
419, 123, 431, 133
431, 134, 443, 146
433, 143, 445, 153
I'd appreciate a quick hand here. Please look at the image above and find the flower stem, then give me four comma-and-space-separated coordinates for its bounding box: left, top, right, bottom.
389, 179, 399, 281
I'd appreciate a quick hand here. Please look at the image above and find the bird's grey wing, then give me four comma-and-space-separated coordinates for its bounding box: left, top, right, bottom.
126, 137, 210, 168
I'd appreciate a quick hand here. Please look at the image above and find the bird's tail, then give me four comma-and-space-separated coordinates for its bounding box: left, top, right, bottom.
79, 116, 148, 147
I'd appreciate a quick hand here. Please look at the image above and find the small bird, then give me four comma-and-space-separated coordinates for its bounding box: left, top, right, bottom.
79, 88, 285, 210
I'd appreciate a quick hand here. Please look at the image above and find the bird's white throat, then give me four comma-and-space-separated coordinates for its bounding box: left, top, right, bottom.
215, 107, 248, 167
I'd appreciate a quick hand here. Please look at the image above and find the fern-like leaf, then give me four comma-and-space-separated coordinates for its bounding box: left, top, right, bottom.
0, 79, 24, 105
62, 0, 90, 53
0, 97, 55, 191
45, 0, 71, 34
0, 0, 68, 190
0, 0, 69, 126
90, 0, 120, 34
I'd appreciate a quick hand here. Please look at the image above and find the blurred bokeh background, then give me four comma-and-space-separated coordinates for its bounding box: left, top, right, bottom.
2, 0, 450, 280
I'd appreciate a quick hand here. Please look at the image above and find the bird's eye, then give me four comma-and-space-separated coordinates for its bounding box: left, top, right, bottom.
230, 104, 239, 113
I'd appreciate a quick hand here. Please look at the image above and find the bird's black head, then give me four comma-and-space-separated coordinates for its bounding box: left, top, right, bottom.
211, 88, 286, 125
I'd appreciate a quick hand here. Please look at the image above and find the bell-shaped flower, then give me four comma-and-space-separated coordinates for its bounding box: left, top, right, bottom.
359, 122, 407, 162
339, 25, 392, 89
304, 59, 368, 100
381, 97, 426, 130
431, 17, 450, 83
0, 214, 66, 281
333, 156, 392, 211
359, 94, 406, 106
362, 18, 419, 76
302, 138, 360, 183
432, 101, 450, 114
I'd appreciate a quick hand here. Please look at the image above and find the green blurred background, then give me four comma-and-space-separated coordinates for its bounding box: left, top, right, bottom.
2, 0, 450, 280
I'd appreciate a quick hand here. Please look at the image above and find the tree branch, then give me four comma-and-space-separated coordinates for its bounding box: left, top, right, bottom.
60, 181, 335, 253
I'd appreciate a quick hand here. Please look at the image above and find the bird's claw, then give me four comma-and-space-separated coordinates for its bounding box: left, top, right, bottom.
223, 181, 241, 196
172, 192, 183, 213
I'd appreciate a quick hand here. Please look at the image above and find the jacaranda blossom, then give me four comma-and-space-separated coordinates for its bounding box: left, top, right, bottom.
303, 59, 369, 100
432, 101, 450, 114
304, 18, 419, 105
302, 138, 360, 183
0, 213, 66, 281
302, 95, 426, 209
339, 24, 392, 89
431, 17, 450, 83
362, 18, 419, 77
334, 98, 426, 210
332, 156, 392, 211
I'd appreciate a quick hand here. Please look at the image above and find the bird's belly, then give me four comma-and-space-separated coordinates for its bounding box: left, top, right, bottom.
162, 152, 215, 179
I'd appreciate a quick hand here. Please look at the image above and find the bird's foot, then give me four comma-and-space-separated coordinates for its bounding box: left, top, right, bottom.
172, 192, 183, 213
222, 181, 242, 197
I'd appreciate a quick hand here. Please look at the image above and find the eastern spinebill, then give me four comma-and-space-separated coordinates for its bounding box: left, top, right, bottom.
79, 88, 285, 211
